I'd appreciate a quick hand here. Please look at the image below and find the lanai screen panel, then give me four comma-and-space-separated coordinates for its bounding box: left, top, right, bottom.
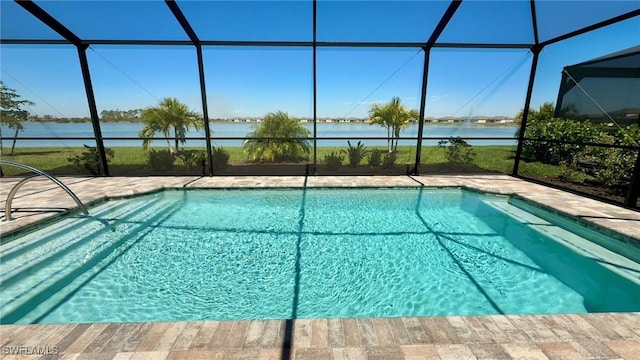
535, 1, 640, 42
317, 0, 449, 42
32, 0, 188, 41
438, 0, 533, 44
178, 0, 312, 42
0, 1, 63, 40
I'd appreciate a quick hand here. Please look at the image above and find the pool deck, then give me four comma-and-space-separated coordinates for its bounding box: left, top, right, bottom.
1, 175, 640, 359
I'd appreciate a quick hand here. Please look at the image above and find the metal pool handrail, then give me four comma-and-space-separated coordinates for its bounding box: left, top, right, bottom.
1, 159, 89, 221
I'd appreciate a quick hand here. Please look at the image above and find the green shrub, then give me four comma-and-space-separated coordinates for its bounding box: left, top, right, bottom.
557, 163, 588, 183
175, 149, 206, 169
437, 137, 475, 163
148, 149, 175, 171
382, 151, 397, 169
580, 124, 640, 186
593, 148, 633, 186
522, 117, 603, 165
341, 141, 368, 168
67, 144, 114, 175
323, 151, 344, 170
368, 149, 382, 167
212, 146, 230, 170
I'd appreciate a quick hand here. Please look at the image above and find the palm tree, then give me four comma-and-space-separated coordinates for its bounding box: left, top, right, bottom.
138, 97, 202, 153
369, 97, 419, 153
243, 111, 311, 162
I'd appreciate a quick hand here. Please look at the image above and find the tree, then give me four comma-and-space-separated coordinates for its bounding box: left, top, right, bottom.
100, 108, 143, 122
0, 82, 34, 155
516, 102, 603, 165
515, 102, 556, 123
368, 97, 419, 153
138, 97, 202, 153
243, 111, 311, 162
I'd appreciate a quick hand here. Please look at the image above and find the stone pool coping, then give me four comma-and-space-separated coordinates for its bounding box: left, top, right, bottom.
1, 175, 640, 359
2, 175, 639, 240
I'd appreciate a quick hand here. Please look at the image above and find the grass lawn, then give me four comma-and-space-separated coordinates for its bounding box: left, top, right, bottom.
1, 144, 562, 178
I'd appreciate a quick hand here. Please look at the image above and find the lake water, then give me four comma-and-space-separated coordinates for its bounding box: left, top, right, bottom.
0, 122, 518, 147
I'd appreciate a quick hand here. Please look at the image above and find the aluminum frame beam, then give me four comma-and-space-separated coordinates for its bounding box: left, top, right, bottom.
165, 0, 214, 175
16, 0, 109, 175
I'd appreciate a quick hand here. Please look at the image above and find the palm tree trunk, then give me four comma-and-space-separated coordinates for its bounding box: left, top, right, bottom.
164, 130, 172, 153
10, 127, 19, 155
0, 126, 3, 155
392, 126, 399, 153
387, 126, 391, 153
174, 127, 179, 154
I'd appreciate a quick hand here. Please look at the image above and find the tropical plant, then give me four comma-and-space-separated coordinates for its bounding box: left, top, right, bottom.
175, 149, 206, 169
369, 97, 419, 153
381, 151, 398, 169
341, 140, 368, 168
139, 97, 202, 154
368, 149, 382, 167
438, 137, 476, 164
211, 146, 230, 170
67, 145, 114, 175
323, 151, 344, 170
148, 149, 176, 171
0, 81, 34, 155
243, 111, 311, 162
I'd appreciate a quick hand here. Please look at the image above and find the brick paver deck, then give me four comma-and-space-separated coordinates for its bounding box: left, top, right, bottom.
1, 175, 639, 359
1, 313, 639, 359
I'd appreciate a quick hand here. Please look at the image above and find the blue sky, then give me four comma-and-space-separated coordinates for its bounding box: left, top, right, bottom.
1, 0, 639, 119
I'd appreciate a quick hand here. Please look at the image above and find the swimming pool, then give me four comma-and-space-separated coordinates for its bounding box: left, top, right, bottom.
1, 187, 639, 324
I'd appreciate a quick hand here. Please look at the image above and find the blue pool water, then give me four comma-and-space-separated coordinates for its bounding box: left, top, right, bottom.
1, 188, 639, 324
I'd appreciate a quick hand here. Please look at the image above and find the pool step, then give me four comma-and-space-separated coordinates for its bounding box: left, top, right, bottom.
0, 194, 178, 324
474, 198, 640, 312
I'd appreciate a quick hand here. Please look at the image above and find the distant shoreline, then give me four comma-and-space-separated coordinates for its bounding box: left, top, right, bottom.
20, 119, 518, 127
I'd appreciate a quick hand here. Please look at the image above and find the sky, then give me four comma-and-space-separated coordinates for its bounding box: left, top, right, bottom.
1, 0, 639, 120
